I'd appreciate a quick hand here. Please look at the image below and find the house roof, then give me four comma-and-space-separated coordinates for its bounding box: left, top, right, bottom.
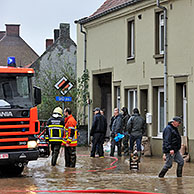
0, 28, 39, 67
0, 31, 5, 40
75, 0, 143, 24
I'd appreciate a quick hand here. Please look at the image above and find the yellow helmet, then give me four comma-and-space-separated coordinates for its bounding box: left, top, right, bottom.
53, 107, 63, 115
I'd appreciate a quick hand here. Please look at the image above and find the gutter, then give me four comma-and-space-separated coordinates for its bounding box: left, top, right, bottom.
75, 0, 143, 25
80, 23, 87, 125
157, 0, 168, 125
80, 24, 87, 71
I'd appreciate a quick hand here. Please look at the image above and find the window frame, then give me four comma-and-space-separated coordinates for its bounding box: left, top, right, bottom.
116, 87, 121, 111
154, 11, 164, 59
127, 19, 135, 60
127, 89, 137, 115
159, 12, 164, 55
157, 87, 164, 138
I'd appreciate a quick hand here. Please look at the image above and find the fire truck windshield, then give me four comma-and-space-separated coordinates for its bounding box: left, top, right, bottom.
0, 75, 32, 108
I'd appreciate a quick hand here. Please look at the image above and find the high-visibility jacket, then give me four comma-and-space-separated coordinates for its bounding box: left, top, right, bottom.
62, 115, 77, 147
45, 115, 65, 143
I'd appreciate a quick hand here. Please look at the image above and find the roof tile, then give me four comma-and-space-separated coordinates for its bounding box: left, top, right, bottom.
90, 0, 132, 17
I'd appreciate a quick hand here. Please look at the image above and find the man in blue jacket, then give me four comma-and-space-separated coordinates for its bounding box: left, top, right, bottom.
158, 116, 184, 178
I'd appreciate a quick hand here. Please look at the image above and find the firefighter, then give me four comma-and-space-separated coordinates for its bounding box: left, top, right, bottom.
63, 108, 77, 168
45, 107, 65, 166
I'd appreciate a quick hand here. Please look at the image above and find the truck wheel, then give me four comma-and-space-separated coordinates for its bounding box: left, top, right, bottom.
10, 165, 24, 176
0, 165, 24, 176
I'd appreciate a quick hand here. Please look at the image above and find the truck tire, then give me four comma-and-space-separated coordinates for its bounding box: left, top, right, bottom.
0, 164, 24, 176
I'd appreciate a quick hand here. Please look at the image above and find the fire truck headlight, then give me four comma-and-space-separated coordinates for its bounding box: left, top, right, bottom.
27, 141, 37, 148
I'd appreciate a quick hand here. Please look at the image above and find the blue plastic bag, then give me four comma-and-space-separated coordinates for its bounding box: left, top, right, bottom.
114, 133, 124, 142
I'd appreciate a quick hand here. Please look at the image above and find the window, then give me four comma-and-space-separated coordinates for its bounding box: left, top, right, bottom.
159, 13, 164, 54
128, 89, 137, 114
127, 20, 135, 59
158, 87, 164, 137
0, 76, 32, 108
116, 87, 120, 110
155, 12, 164, 55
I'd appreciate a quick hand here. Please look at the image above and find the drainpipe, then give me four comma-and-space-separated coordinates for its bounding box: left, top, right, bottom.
80, 24, 87, 125
80, 24, 87, 71
157, 0, 168, 125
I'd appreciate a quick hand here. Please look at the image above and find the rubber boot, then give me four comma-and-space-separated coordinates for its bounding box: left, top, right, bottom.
70, 147, 76, 168
51, 155, 57, 166
117, 144, 122, 157
158, 168, 168, 178
110, 145, 115, 157
177, 165, 183, 177
137, 151, 141, 163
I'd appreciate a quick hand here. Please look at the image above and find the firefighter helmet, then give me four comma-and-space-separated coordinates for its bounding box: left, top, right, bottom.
53, 107, 63, 115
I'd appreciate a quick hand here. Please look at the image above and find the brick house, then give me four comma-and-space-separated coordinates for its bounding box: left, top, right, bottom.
0, 24, 39, 67
31, 23, 76, 79
30, 23, 77, 120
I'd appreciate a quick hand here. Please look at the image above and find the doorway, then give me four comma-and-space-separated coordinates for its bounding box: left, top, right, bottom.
140, 89, 148, 119
93, 73, 112, 135
176, 83, 187, 136
158, 87, 164, 137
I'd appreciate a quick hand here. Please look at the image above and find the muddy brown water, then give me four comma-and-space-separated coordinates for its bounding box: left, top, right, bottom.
0, 147, 194, 194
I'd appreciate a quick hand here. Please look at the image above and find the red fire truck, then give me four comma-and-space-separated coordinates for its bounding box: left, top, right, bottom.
0, 65, 41, 175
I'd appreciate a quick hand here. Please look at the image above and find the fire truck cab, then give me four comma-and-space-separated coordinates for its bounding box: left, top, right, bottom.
0, 66, 41, 175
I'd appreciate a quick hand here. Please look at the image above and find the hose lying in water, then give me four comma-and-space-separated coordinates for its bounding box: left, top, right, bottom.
10, 189, 162, 194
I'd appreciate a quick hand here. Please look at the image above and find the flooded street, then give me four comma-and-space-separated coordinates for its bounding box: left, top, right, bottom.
0, 147, 194, 194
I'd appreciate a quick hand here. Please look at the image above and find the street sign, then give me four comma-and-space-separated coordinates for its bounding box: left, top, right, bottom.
56, 96, 72, 102
55, 76, 73, 95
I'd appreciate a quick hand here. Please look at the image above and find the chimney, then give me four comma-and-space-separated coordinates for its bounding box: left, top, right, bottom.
54, 29, 59, 42
6, 24, 20, 36
46, 39, 53, 50
59, 23, 70, 39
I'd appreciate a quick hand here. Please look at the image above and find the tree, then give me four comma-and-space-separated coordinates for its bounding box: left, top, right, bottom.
75, 69, 90, 126
35, 62, 76, 120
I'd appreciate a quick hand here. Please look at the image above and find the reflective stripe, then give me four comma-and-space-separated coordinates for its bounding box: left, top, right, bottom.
49, 125, 64, 128
63, 127, 77, 146
59, 129, 61, 137
49, 139, 63, 142
48, 125, 64, 142
51, 129, 53, 137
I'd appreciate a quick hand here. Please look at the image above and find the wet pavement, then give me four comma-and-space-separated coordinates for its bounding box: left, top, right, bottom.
0, 146, 194, 194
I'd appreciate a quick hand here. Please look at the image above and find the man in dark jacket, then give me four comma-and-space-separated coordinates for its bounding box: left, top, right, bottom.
45, 107, 65, 166
90, 107, 107, 158
127, 108, 146, 162
158, 116, 184, 178
121, 107, 130, 156
110, 108, 123, 157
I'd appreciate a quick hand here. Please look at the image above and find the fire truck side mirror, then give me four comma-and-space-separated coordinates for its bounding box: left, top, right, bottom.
34, 86, 41, 106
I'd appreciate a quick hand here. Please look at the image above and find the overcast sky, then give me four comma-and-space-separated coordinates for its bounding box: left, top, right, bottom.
0, 0, 105, 55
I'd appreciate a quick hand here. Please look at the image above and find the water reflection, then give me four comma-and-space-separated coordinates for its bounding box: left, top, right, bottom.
0, 147, 194, 194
